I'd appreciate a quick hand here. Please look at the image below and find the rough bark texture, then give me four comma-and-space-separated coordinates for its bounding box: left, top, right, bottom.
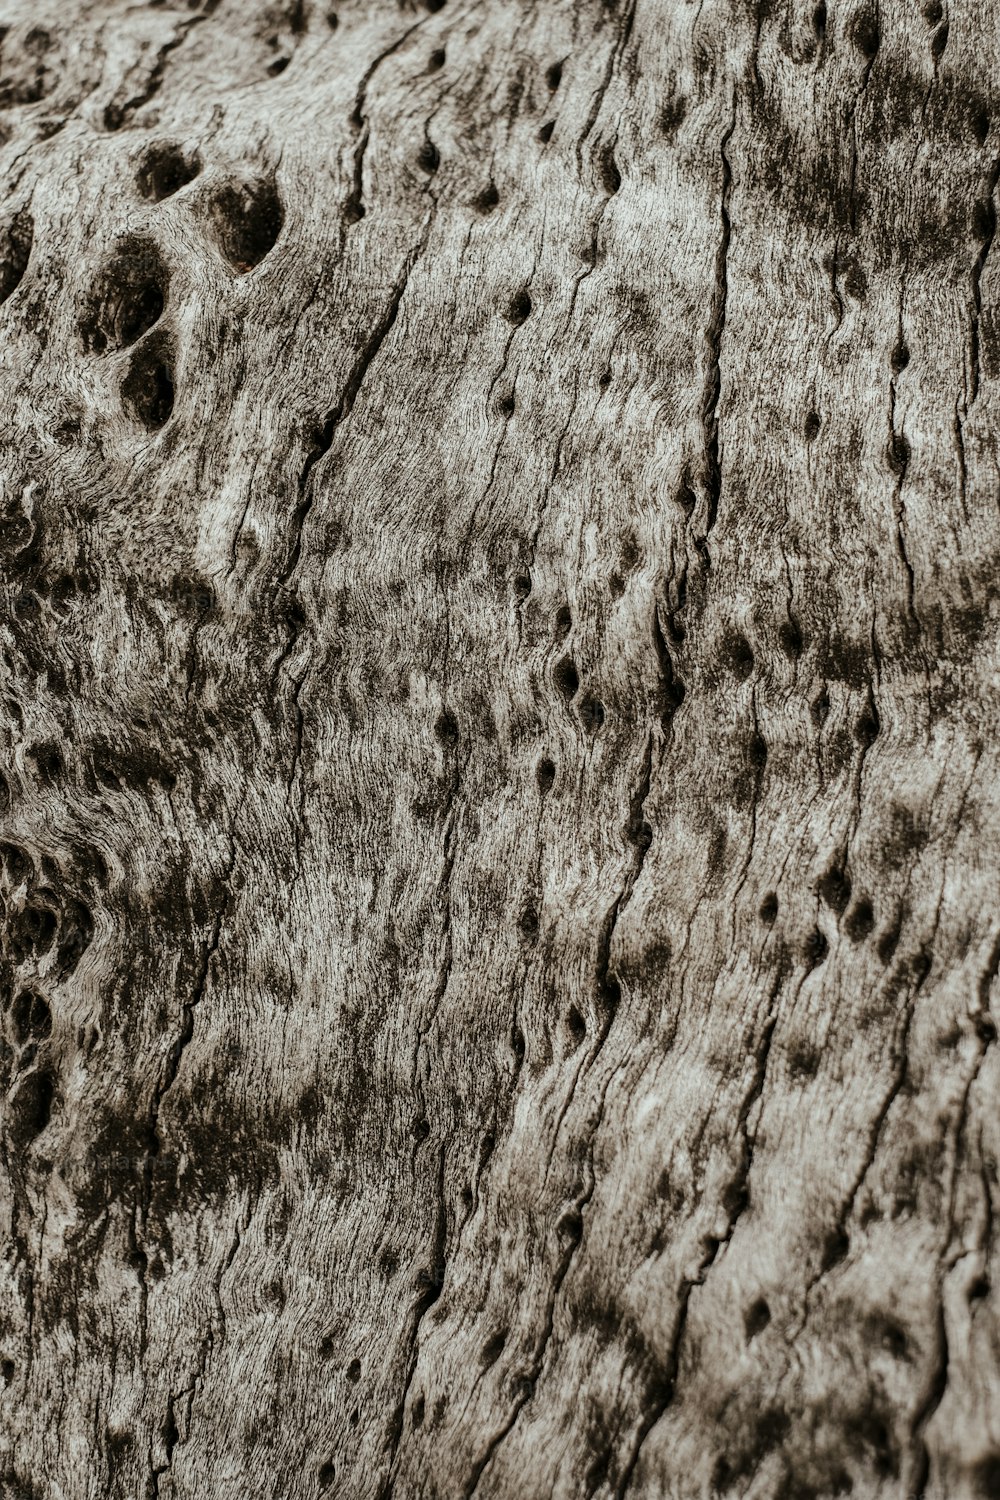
0, 0, 998, 1496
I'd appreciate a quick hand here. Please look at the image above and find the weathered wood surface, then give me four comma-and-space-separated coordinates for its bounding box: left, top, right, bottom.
0, 0, 998, 1495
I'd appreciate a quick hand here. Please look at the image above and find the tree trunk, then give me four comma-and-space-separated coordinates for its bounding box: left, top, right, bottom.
0, 0, 997, 1495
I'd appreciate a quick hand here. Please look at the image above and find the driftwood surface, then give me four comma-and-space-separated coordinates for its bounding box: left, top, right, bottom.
0, 0, 998, 1496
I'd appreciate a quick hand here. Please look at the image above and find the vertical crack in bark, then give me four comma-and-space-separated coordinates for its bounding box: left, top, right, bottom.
702, 105, 736, 537
464, 1062, 623, 1500
283, 223, 429, 592
827, 241, 844, 332
150, 1388, 184, 1500
136, 790, 245, 1351
887, 368, 917, 629
615, 987, 782, 1499
567, 129, 621, 323
730, 687, 763, 934
970, 154, 1000, 405
958, 929, 1000, 1171
846, 4, 878, 234
799, 875, 945, 1334
421, 544, 460, 1046
521, 375, 578, 595
214, 1203, 248, 1345
574, 1, 636, 175
953, 399, 969, 523
949, 105, 989, 521
850, 682, 879, 832
273, 227, 430, 869
386, 556, 458, 1491
466, 691, 659, 1495
105, 14, 207, 131
909, 1299, 948, 1498
749, 0, 765, 96
426, 734, 459, 1029
594, 728, 656, 1044
910, 782, 992, 1488
978, 1149, 995, 1299
348, 17, 427, 220
651, 602, 685, 734
381, 1143, 447, 1500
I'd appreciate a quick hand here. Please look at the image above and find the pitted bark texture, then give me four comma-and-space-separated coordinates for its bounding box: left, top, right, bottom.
0, 1, 998, 1498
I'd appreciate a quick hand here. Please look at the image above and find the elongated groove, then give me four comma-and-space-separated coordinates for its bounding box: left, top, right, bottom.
970, 155, 1000, 403
703, 108, 735, 536
614, 997, 781, 1498
282, 233, 428, 585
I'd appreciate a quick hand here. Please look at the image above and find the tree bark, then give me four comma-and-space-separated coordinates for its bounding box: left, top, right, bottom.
0, 0, 998, 1496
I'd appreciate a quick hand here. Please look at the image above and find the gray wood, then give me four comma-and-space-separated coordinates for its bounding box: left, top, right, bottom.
0, 0, 998, 1496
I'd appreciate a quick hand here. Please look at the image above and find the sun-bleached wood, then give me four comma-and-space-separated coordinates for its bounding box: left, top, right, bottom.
0, 1, 998, 1497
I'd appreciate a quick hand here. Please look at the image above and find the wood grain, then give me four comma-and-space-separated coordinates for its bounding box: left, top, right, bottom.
0, 0, 998, 1496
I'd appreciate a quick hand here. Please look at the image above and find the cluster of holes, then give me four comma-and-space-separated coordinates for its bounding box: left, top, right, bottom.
80, 210, 178, 430
0, 904, 56, 1144
0, 840, 94, 986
